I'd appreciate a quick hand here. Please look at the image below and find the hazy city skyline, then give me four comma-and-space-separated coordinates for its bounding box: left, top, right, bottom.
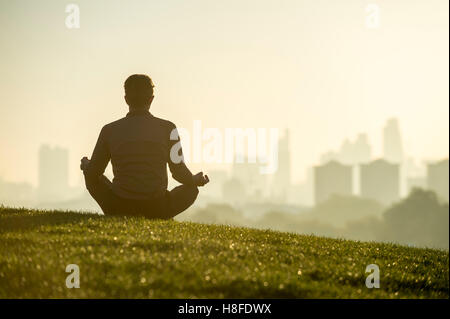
2, 116, 447, 210
0, 0, 448, 187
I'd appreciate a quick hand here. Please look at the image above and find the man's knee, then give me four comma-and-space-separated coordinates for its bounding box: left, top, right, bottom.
186, 184, 199, 202
166, 184, 199, 218
175, 184, 199, 208
84, 179, 96, 195
192, 186, 198, 198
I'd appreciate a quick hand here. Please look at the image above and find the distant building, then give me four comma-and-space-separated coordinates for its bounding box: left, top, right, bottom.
405, 157, 426, 179
232, 158, 267, 199
314, 161, 352, 205
222, 178, 246, 204
38, 145, 69, 201
360, 159, 400, 205
427, 159, 449, 202
204, 170, 229, 199
320, 133, 371, 166
405, 158, 427, 195
407, 176, 427, 195
383, 118, 403, 163
290, 167, 314, 206
353, 133, 372, 164
0, 177, 34, 205
272, 129, 291, 201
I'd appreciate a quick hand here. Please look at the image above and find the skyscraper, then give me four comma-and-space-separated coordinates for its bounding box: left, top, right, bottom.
314, 160, 353, 205
319, 133, 371, 166
360, 159, 400, 205
353, 133, 372, 164
383, 118, 404, 163
231, 157, 267, 199
38, 145, 69, 201
427, 159, 449, 202
272, 129, 291, 201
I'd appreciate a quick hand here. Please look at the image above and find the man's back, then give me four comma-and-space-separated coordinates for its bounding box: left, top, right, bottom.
107, 109, 175, 199
87, 109, 188, 200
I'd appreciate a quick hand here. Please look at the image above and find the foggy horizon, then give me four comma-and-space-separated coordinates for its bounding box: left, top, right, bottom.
0, 0, 448, 187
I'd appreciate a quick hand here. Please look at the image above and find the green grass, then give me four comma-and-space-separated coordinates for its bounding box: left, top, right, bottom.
0, 207, 448, 299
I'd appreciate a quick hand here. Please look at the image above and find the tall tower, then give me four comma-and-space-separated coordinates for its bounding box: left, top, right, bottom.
272, 129, 291, 201
360, 159, 400, 205
427, 159, 449, 202
314, 161, 353, 205
383, 118, 404, 163
353, 133, 371, 164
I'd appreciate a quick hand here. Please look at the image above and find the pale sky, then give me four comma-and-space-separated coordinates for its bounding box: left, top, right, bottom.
0, 0, 448, 187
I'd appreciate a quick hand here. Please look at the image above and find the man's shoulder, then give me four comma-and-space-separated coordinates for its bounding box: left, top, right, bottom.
101, 114, 177, 133
102, 117, 127, 131
151, 115, 176, 129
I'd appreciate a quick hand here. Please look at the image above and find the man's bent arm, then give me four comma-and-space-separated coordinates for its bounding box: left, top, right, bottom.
84, 126, 111, 186
168, 125, 194, 185
169, 161, 194, 185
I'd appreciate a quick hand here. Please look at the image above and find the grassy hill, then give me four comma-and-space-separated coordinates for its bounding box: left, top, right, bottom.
0, 207, 448, 299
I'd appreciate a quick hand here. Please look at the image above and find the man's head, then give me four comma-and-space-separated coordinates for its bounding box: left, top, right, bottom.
124, 74, 155, 109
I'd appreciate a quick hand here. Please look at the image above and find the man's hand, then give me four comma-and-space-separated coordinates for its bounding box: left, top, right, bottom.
80, 156, 90, 171
193, 172, 209, 187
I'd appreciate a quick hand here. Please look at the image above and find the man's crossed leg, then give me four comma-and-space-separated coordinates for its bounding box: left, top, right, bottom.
81, 157, 208, 219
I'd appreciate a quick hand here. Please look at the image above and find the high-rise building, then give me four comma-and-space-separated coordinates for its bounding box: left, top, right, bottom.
353, 133, 372, 164
427, 159, 449, 202
360, 159, 400, 205
232, 157, 267, 199
383, 118, 403, 163
204, 170, 229, 199
319, 133, 371, 166
272, 129, 291, 201
314, 161, 352, 204
38, 145, 69, 201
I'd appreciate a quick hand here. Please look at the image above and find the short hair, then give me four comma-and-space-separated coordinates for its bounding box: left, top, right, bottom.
124, 74, 154, 107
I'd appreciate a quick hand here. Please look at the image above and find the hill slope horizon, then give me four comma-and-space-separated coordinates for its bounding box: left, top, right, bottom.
0, 207, 448, 298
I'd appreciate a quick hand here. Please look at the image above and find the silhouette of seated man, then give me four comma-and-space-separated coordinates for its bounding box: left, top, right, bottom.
80, 74, 208, 219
